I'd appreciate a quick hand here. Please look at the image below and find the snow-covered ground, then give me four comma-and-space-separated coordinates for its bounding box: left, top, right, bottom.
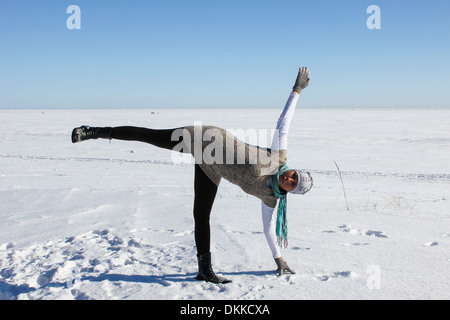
0, 108, 449, 300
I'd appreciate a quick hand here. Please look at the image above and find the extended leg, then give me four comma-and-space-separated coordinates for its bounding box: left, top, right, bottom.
111, 126, 182, 151
72, 125, 183, 151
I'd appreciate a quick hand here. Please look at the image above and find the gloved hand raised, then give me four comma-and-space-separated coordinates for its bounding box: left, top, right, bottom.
292, 67, 310, 93
275, 257, 296, 276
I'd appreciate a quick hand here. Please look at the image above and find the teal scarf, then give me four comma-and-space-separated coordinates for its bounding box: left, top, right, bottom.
271, 164, 290, 248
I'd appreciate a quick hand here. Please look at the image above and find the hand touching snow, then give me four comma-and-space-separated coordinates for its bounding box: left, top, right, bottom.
275, 257, 296, 276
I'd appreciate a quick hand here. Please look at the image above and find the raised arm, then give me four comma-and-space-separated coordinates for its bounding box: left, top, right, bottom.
270, 67, 310, 151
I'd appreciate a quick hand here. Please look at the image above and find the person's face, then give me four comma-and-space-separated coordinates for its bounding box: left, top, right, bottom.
279, 170, 298, 192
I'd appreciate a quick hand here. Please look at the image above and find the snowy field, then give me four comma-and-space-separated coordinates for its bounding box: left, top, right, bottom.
0, 108, 449, 300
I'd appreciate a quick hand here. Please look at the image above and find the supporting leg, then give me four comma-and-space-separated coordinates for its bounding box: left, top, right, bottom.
193, 164, 218, 255
193, 165, 231, 284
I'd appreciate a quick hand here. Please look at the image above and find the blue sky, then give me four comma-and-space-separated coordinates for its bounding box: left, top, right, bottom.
0, 0, 449, 109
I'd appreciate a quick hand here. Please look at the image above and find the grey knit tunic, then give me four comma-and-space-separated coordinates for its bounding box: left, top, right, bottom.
179, 125, 286, 208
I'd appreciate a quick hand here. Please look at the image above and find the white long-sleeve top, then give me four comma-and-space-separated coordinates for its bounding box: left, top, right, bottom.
262, 91, 299, 258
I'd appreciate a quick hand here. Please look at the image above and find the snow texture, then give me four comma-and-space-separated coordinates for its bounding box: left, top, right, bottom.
0, 108, 449, 300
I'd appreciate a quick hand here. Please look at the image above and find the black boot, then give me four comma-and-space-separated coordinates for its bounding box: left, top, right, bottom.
72, 126, 112, 143
196, 252, 232, 284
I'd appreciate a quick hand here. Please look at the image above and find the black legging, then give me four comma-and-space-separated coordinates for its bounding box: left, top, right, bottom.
111, 126, 217, 255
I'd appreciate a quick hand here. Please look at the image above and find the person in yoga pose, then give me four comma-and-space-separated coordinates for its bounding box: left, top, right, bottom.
72, 67, 313, 284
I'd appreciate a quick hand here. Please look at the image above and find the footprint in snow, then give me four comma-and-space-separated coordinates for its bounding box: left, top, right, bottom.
314, 270, 359, 282
343, 242, 369, 247
291, 246, 311, 251
338, 224, 388, 238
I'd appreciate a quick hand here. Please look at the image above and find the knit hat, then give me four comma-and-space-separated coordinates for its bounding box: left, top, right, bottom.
290, 170, 313, 195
